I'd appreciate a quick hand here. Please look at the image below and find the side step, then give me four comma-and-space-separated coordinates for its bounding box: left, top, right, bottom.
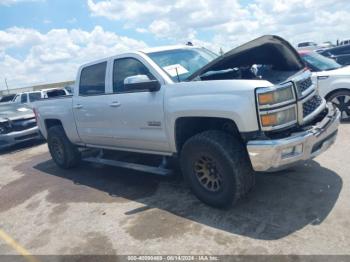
83, 157, 173, 176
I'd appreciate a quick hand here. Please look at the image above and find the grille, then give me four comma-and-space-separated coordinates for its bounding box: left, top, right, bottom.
303, 95, 323, 118
0, 117, 37, 134
11, 117, 37, 132
296, 77, 312, 95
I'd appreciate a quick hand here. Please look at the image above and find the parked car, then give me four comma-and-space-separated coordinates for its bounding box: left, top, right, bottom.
318, 45, 350, 66
34, 35, 340, 207
0, 94, 16, 104
297, 41, 318, 50
339, 39, 350, 46
64, 85, 74, 95
317, 41, 335, 49
299, 50, 350, 120
0, 103, 41, 149
12, 88, 69, 106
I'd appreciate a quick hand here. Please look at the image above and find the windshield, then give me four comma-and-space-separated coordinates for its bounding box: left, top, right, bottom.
147, 48, 218, 82
301, 52, 341, 71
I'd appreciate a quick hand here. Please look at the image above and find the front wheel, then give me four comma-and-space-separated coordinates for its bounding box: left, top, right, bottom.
327, 90, 350, 121
47, 126, 81, 169
180, 131, 255, 208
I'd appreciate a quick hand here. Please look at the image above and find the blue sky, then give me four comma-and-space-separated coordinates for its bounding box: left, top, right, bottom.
0, 0, 179, 52
0, 0, 349, 90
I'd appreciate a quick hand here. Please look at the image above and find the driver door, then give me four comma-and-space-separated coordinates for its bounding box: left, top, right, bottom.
104, 57, 170, 153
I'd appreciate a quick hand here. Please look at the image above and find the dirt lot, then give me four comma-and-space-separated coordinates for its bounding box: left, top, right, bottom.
0, 124, 349, 257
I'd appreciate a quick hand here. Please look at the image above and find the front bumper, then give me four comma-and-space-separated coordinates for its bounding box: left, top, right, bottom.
0, 126, 41, 149
247, 103, 340, 172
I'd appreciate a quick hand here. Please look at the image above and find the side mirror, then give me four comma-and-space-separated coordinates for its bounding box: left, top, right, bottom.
124, 75, 161, 92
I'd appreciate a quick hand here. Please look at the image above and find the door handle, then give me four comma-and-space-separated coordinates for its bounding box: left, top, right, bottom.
74, 104, 83, 109
110, 101, 121, 107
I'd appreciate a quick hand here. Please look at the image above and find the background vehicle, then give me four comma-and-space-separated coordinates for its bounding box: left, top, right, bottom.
299, 50, 350, 120
34, 35, 340, 207
0, 103, 40, 149
317, 41, 335, 49
13, 88, 69, 106
0, 94, 16, 104
318, 45, 350, 66
297, 41, 318, 50
339, 39, 350, 46
64, 85, 74, 95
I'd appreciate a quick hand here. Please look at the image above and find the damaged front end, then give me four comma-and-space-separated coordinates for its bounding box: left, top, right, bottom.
188, 36, 340, 172
189, 35, 328, 133
188, 35, 340, 171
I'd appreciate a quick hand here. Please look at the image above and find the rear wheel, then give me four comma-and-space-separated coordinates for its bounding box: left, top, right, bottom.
327, 90, 350, 121
47, 126, 81, 169
180, 130, 255, 208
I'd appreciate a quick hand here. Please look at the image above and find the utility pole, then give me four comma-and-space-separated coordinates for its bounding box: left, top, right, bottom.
4, 78, 9, 94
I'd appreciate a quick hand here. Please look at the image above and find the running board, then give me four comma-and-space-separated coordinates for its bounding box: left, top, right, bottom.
83, 157, 173, 176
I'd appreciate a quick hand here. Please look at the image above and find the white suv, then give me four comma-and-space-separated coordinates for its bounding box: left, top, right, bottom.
12, 88, 69, 106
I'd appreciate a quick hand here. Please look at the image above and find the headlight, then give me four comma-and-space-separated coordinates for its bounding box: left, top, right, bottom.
257, 84, 295, 107
260, 106, 297, 129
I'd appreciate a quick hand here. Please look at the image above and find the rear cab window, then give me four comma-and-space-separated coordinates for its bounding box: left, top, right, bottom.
79, 62, 107, 96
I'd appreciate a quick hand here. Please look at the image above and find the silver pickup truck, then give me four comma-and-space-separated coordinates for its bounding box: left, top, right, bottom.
34, 35, 340, 207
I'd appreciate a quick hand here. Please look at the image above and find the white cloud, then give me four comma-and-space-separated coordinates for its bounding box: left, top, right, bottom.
0, 26, 147, 90
87, 0, 350, 52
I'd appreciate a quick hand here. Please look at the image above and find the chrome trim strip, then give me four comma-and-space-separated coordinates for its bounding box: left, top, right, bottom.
303, 97, 327, 124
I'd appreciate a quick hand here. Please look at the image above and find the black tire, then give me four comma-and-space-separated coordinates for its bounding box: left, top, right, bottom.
180, 130, 255, 208
327, 90, 350, 121
47, 125, 81, 169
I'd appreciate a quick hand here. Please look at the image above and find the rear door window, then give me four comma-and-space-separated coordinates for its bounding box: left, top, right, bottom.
79, 62, 107, 96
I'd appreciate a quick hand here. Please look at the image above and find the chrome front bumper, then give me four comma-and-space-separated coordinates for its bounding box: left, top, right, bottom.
247, 104, 340, 172
0, 126, 40, 149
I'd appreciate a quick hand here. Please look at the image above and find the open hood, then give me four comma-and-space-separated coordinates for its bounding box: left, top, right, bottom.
187, 35, 305, 81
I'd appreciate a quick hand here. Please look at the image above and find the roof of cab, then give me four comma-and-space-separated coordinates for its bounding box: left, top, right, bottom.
79, 44, 198, 69
139, 45, 196, 54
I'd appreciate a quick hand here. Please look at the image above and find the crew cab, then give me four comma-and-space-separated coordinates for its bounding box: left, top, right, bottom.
34, 35, 340, 207
299, 50, 350, 120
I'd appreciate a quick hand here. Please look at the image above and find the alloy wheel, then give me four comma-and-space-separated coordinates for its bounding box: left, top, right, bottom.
331, 95, 350, 120
194, 155, 222, 192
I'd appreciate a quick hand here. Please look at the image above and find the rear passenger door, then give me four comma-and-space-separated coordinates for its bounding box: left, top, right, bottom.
73, 61, 112, 146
